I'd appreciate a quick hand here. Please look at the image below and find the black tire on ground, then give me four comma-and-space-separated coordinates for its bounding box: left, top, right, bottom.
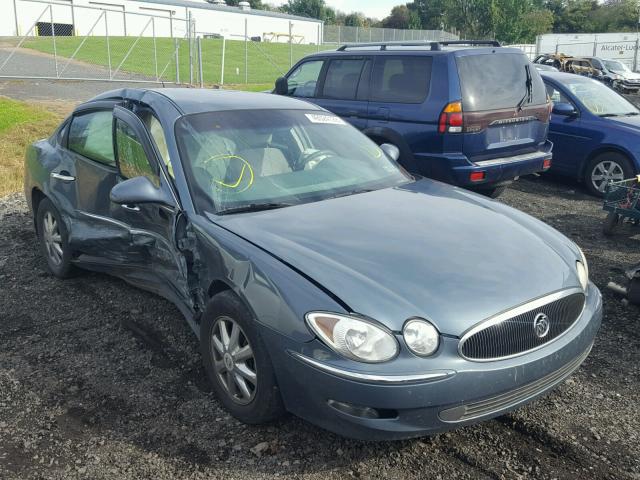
584, 152, 635, 197
603, 211, 620, 236
473, 185, 507, 198
628, 278, 640, 305
36, 197, 75, 278
200, 291, 285, 424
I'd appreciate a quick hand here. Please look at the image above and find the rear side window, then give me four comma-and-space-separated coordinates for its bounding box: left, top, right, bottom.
371, 57, 432, 103
321, 59, 365, 100
456, 53, 547, 112
288, 60, 323, 98
68, 111, 115, 166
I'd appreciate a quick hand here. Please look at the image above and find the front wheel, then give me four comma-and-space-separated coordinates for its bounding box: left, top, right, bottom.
200, 291, 285, 424
584, 153, 634, 197
36, 197, 75, 278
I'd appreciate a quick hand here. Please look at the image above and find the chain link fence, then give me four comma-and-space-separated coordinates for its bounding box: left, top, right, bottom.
323, 25, 458, 44
1, 0, 459, 86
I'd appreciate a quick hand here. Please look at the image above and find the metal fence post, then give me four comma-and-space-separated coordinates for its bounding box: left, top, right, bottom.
635, 38, 639, 71
317, 24, 320, 52
197, 36, 203, 87
105, 12, 112, 79
289, 21, 293, 68
152, 17, 159, 81
188, 10, 193, 85
220, 36, 226, 85
70, 1, 76, 35
12, 0, 18, 36
338, 25, 341, 44
244, 18, 248, 84
175, 38, 180, 83
49, 5, 59, 78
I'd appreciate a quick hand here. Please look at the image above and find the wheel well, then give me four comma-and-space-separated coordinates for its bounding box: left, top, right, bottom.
580, 148, 633, 181
31, 188, 46, 233
208, 279, 232, 298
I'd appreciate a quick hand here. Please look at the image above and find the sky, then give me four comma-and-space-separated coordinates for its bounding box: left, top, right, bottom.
272, 0, 398, 20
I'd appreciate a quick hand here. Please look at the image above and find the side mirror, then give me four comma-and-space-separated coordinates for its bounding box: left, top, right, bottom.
552, 102, 577, 117
110, 176, 175, 208
275, 77, 289, 95
380, 143, 400, 162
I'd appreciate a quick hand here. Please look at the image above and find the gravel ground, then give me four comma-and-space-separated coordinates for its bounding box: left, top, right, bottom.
1, 176, 639, 480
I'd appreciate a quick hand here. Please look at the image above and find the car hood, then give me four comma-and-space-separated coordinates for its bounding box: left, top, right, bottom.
615, 70, 640, 80
607, 115, 640, 130
213, 180, 582, 336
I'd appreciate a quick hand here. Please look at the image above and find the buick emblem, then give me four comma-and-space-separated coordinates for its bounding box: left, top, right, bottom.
533, 313, 550, 338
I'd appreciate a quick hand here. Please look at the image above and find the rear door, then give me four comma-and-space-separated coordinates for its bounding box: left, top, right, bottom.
455, 51, 550, 163
314, 56, 370, 130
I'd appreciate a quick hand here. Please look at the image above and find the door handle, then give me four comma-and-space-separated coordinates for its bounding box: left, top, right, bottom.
50, 171, 75, 182
121, 204, 141, 212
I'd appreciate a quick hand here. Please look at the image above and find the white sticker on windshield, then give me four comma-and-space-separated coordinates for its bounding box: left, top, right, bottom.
305, 113, 347, 125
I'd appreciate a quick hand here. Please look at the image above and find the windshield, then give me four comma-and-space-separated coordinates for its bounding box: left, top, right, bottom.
176, 109, 411, 214
603, 60, 631, 73
561, 77, 639, 116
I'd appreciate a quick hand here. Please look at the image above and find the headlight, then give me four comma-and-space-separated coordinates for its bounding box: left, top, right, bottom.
306, 312, 399, 363
576, 247, 589, 291
403, 319, 440, 357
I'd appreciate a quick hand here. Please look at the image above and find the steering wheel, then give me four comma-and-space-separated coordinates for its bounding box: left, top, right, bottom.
295, 149, 336, 171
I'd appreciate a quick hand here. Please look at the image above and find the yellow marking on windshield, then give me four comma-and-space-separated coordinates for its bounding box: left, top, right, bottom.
215, 164, 247, 188
204, 154, 255, 193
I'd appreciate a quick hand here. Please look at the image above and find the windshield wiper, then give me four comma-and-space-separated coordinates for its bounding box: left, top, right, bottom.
599, 112, 640, 117
327, 188, 375, 200
516, 64, 533, 112
216, 202, 294, 215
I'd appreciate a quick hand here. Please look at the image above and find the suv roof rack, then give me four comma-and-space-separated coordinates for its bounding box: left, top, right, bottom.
336, 40, 501, 52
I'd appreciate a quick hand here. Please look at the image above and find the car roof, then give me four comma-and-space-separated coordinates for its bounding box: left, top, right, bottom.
86, 88, 324, 115
301, 45, 524, 60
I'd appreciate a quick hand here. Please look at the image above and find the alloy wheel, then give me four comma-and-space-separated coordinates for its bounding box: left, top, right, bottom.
211, 316, 257, 405
591, 160, 625, 193
43, 211, 63, 265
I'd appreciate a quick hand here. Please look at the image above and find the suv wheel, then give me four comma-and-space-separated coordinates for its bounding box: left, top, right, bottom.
201, 291, 285, 424
584, 152, 634, 197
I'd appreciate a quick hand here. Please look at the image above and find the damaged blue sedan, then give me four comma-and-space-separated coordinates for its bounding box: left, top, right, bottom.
24, 88, 602, 440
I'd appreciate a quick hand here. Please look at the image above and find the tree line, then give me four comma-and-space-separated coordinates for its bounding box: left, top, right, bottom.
236, 0, 640, 44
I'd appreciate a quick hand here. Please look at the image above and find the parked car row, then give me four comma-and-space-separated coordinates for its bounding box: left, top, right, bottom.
275, 43, 640, 198
533, 53, 640, 94
24, 40, 606, 441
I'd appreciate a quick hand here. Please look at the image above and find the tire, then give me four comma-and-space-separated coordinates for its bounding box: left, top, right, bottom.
36, 197, 75, 278
628, 278, 640, 305
200, 291, 284, 424
584, 152, 635, 197
472, 185, 507, 199
603, 212, 619, 236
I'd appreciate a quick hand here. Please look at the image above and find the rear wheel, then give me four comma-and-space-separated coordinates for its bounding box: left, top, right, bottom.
584, 152, 634, 197
200, 291, 284, 424
36, 197, 75, 278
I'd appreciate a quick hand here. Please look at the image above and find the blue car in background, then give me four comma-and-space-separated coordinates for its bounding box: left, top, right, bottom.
541, 72, 640, 196
275, 41, 553, 197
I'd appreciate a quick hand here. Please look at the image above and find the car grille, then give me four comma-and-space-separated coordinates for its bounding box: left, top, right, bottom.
459, 289, 585, 361
439, 344, 592, 423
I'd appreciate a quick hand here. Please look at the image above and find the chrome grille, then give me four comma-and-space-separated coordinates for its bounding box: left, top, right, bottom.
440, 344, 592, 423
459, 289, 586, 361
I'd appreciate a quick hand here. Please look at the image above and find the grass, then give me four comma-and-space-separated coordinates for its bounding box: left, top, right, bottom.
0, 98, 61, 197
23, 36, 334, 86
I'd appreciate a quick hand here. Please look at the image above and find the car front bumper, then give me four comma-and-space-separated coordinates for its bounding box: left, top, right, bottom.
262, 283, 602, 440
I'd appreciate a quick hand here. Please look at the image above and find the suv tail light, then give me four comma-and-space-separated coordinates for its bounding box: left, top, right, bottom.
439, 101, 463, 134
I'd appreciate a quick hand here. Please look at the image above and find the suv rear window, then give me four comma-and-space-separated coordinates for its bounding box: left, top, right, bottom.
456, 53, 546, 112
371, 56, 432, 103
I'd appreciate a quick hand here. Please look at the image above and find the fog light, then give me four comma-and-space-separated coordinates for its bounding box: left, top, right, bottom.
470, 171, 486, 182
543, 158, 552, 169
327, 400, 380, 419
403, 319, 440, 356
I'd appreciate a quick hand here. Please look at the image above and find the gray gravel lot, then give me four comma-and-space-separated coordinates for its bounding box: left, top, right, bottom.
1, 176, 639, 480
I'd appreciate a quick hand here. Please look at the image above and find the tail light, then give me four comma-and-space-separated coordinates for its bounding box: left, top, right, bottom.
543, 158, 552, 169
439, 101, 463, 134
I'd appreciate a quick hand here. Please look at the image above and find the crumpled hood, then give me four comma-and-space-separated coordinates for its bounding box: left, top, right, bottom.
617, 70, 640, 80
214, 180, 582, 336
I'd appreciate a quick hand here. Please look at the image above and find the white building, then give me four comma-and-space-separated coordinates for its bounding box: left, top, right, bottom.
4, 0, 324, 44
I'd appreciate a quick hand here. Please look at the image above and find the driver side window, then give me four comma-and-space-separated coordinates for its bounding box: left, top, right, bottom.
287, 60, 324, 98
115, 119, 160, 187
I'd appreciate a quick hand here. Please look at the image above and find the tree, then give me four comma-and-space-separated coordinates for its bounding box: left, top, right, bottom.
281, 0, 336, 23
344, 12, 366, 27
382, 5, 421, 29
